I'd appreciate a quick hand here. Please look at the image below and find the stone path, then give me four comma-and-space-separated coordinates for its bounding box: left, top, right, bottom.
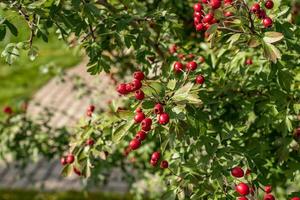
0, 59, 128, 193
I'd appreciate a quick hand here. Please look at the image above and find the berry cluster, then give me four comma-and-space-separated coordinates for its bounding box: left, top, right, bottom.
150, 151, 169, 169
250, 0, 274, 28
117, 71, 145, 100
173, 60, 205, 85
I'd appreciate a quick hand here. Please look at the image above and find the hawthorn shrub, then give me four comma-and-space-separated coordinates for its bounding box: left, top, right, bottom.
1, 0, 300, 199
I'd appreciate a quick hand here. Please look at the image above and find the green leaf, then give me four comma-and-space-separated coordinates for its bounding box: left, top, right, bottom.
227, 33, 240, 49
4, 20, 18, 36
206, 23, 218, 35
61, 164, 72, 177
248, 36, 261, 47
263, 32, 284, 44
112, 120, 134, 142
263, 42, 281, 63
167, 79, 176, 90
172, 82, 194, 102
0, 25, 6, 41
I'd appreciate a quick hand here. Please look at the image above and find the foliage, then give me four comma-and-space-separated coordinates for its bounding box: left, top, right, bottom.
0, 0, 300, 200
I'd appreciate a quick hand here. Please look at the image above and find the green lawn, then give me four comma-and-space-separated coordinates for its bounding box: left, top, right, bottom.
0, 189, 133, 200
0, 10, 82, 118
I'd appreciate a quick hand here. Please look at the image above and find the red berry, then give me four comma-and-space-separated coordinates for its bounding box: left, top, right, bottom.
87, 105, 95, 112
210, 0, 222, 9
193, 3, 202, 12
202, 13, 214, 23
263, 17, 273, 28
257, 9, 266, 19
86, 110, 93, 117
3, 106, 13, 115
126, 83, 133, 92
199, 56, 205, 63
196, 23, 205, 31
135, 107, 142, 113
194, 16, 202, 24
169, 44, 177, 54
154, 103, 164, 114
136, 130, 147, 141
151, 151, 161, 161
117, 83, 128, 95
133, 71, 145, 80
174, 61, 184, 73
264, 194, 275, 200
134, 112, 145, 123
158, 113, 170, 125
129, 139, 141, 150
160, 160, 169, 169
194, 11, 202, 18
60, 157, 67, 165
195, 75, 205, 84
150, 159, 158, 166
265, 0, 274, 9
291, 198, 300, 200
73, 167, 81, 176
224, 0, 233, 5
251, 3, 261, 13
204, 23, 210, 30
265, 185, 272, 194
202, 0, 208, 4
141, 118, 152, 131
86, 138, 95, 146
235, 183, 250, 196
66, 154, 75, 164
224, 11, 233, 17
245, 58, 253, 65
135, 90, 145, 100
209, 18, 218, 24
131, 79, 142, 90
238, 197, 249, 200
231, 166, 244, 178
186, 61, 197, 71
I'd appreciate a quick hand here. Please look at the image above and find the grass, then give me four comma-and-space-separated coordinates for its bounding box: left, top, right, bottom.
0, 189, 134, 200
0, 10, 82, 118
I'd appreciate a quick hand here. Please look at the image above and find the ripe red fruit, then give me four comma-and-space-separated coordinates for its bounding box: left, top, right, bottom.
174, 61, 184, 73
66, 154, 75, 164
3, 106, 13, 115
73, 167, 81, 176
194, 11, 202, 18
224, 11, 233, 17
224, 0, 233, 5
154, 103, 164, 114
60, 157, 67, 165
87, 105, 95, 112
131, 79, 142, 90
86, 138, 95, 146
135, 130, 147, 141
265, 0, 274, 9
134, 112, 145, 123
264, 194, 275, 200
251, 3, 260, 13
117, 83, 128, 95
245, 58, 253, 65
291, 198, 300, 200
210, 0, 221, 9
196, 23, 205, 31
141, 118, 152, 131
231, 166, 244, 178
195, 75, 205, 84
135, 90, 145, 100
135, 107, 142, 113
158, 113, 170, 125
204, 23, 210, 31
186, 61, 197, 71
193, 3, 202, 12
126, 83, 133, 92
263, 17, 273, 28
169, 44, 177, 54
151, 151, 161, 161
160, 160, 169, 169
133, 71, 145, 80
265, 185, 272, 194
235, 183, 250, 196
202, 13, 214, 23
150, 159, 158, 166
257, 9, 266, 19
194, 16, 202, 24
86, 110, 93, 117
129, 139, 141, 150
238, 197, 249, 200
202, 0, 208, 4
199, 56, 205, 63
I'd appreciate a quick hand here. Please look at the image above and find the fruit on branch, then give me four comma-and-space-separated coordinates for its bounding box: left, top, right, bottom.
265, 185, 272, 193
158, 113, 170, 125
135, 107, 142, 113
257, 9, 267, 19
66, 154, 75, 164
238, 197, 249, 200
193, 3, 203, 12
154, 103, 164, 114
231, 166, 244, 178
135, 90, 145, 100
133, 71, 145, 80
141, 118, 152, 131
129, 138, 141, 150
174, 61, 184, 73
73, 167, 81, 176
117, 83, 128, 95
131, 79, 142, 90
251, 3, 261, 13
86, 105, 95, 117
196, 23, 205, 31
210, 0, 222, 9
203, 13, 214, 24
150, 158, 158, 166
245, 58, 253, 65
235, 182, 250, 196
186, 61, 198, 71
60, 157, 67, 165
264, 194, 275, 200
86, 138, 95, 146
160, 160, 169, 169
169, 44, 177, 54
151, 151, 161, 160
202, 0, 208, 4
291, 197, 300, 200
263, 17, 273, 28
135, 131, 147, 141
224, 0, 233, 5
134, 112, 145, 123
265, 0, 274, 9
195, 75, 205, 85
224, 11, 233, 17
3, 106, 13, 115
